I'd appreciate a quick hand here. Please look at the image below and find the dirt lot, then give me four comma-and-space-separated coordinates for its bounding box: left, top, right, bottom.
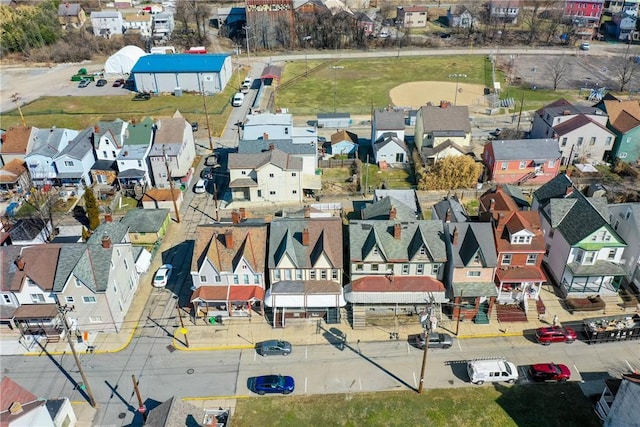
390, 81, 487, 110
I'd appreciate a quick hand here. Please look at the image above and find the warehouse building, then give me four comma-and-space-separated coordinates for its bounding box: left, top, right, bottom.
130, 54, 233, 95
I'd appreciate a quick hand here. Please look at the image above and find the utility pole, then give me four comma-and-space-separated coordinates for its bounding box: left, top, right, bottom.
175, 301, 189, 348
162, 145, 180, 223
455, 289, 464, 336
58, 304, 97, 408
244, 25, 251, 64
418, 303, 432, 394
10, 93, 26, 127
132, 375, 147, 421
200, 75, 213, 151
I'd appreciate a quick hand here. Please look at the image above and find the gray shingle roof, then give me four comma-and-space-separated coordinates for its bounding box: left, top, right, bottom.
373, 109, 405, 131
361, 196, 416, 220
490, 138, 560, 161
8, 218, 48, 242
432, 196, 468, 222
228, 148, 303, 171
420, 105, 471, 133
447, 222, 497, 267
533, 173, 573, 208
89, 221, 130, 244
95, 119, 126, 147
374, 190, 418, 213
238, 138, 316, 155
53, 244, 88, 292
349, 220, 447, 262
58, 127, 93, 160
374, 134, 408, 153
121, 209, 169, 233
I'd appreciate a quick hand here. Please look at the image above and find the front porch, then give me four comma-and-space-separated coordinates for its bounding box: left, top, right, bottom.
13, 304, 63, 343
562, 261, 627, 297
191, 285, 265, 320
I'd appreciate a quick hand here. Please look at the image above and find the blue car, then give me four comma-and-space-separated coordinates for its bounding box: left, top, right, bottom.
250, 375, 295, 395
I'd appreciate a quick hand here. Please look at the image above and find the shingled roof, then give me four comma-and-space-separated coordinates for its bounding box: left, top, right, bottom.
228, 148, 303, 171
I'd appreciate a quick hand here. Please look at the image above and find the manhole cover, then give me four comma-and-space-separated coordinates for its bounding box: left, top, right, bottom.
187, 368, 195, 375
167, 345, 176, 353
118, 413, 126, 419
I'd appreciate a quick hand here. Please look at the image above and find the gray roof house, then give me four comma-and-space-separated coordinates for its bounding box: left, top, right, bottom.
120, 208, 171, 245
361, 196, 416, 221
415, 103, 471, 151
431, 195, 469, 223
371, 108, 405, 144
54, 126, 96, 188
607, 203, 640, 295
148, 114, 196, 189
373, 134, 409, 165
374, 189, 418, 214
8, 218, 52, 245
238, 138, 318, 173
24, 127, 78, 185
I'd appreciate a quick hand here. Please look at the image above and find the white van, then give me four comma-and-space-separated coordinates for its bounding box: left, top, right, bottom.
467, 358, 518, 385
232, 92, 244, 107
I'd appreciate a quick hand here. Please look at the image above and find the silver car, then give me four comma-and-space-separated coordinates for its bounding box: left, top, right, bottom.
415, 332, 453, 349
258, 340, 292, 356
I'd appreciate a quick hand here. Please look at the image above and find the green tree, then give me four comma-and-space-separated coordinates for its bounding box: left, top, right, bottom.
418, 155, 483, 191
0, 1, 60, 54
83, 189, 100, 231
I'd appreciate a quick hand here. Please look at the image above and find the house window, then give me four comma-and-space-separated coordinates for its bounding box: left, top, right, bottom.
575, 250, 584, 263
356, 264, 363, 271
274, 270, 281, 280
103, 151, 107, 158
233, 275, 239, 284
89, 316, 103, 323
502, 254, 512, 265
269, 173, 274, 178
113, 281, 118, 294
241, 171, 247, 175
116, 248, 121, 257
200, 275, 206, 282
112, 151, 116, 157
310, 270, 317, 279
285, 127, 289, 134
83, 296, 97, 303
332, 270, 338, 280
371, 264, 379, 271
30, 294, 45, 303
519, 161, 526, 169
254, 275, 260, 284
625, 208, 632, 220
585, 252, 596, 264
501, 162, 508, 170
467, 271, 481, 277
257, 190, 262, 197
372, 247, 379, 255
561, 137, 568, 147
292, 190, 297, 195
215, 275, 221, 282
416, 264, 424, 274
605, 137, 612, 146
402, 264, 410, 275
620, 152, 628, 159
608, 249, 616, 260
269, 191, 276, 195
65, 296, 74, 303
2, 295, 11, 304
395, 153, 404, 163
549, 229, 554, 239
123, 259, 128, 271
296, 270, 302, 280
110, 260, 114, 269
419, 246, 427, 255
321, 270, 327, 280
577, 137, 584, 146
243, 274, 249, 284
589, 137, 596, 146
432, 264, 440, 275
526, 254, 538, 265
137, 160, 142, 167
292, 172, 297, 177
64, 161, 74, 167
285, 270, 292, 280
548, 160, 556, 168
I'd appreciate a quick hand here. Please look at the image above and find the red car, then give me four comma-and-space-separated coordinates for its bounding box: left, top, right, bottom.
112, 79, 125, 87
529, 363, 571, 382
535, 326, 578, 345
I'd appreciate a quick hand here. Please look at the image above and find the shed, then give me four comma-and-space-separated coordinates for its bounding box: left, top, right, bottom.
260, 65, 282, 83
317, 113, 351, 129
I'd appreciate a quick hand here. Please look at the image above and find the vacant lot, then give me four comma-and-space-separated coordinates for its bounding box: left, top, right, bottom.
233, 384, 600, 427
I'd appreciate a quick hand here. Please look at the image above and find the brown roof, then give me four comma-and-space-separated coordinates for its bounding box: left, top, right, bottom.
154, 118, 188, 145
0, 127, 34, 155
330, 129, 358, 145
495, 266, 546, 282
190, 285, 265, 302
553, 114, 611, 136
602, 98, 640, 124
191, 224, 267, 276
13, 304, 59, 319
494, 211, 546, 254
0, 159, 27, 184
610, 109, 640, 133
1, 246, 60, 292
479, 189, 519, 213
351, 275, 445, 292
142, 188, 181, 202
0, 376, 38, 412
535, 98, 571, 116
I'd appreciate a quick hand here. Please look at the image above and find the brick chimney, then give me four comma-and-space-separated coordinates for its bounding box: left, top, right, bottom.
232, 210, 240, 224
440, 100, 450, 108
15, 256, 25, 271
393, 223, 401, 239
304, 205, 311, 218
389, 206, 397, 220
263, 132, 269, 140
101, 233, 112, 249
445, 208, 452, 223
104, 214, 112, 222
452, 227, 459, 245
224, 229, 234, 249
94, 125, 100, 134
268, 143, 275, 151
302, 228, 309, 246
239, 207, 246, 219
489, 198, 496, 213
565, 185, 574, 197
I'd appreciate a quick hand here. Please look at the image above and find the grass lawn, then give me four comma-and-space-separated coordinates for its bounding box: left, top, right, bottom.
233, 384, 601, 427
320, 164, 413, 194
277, 56, 580, 115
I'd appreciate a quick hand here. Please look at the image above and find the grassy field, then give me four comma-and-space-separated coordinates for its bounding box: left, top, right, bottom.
233, 384, 601, 427
320, 164, 413, 195
277, 56, 580, 115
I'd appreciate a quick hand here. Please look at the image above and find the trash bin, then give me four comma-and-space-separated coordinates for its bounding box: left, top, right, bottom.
208, 316, 216, 325
215, 315, 223, 325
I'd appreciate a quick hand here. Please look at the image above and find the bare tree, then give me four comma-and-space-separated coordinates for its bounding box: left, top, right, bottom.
612, 43, 640, 92
547, 57, 570, 90
21, 185, 59, 242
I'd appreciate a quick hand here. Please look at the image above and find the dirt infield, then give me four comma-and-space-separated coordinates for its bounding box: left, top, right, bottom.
390, 81, 488, 110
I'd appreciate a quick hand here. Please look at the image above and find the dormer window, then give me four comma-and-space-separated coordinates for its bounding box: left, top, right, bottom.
419, 246, 427, 255
511, 235, 532, 244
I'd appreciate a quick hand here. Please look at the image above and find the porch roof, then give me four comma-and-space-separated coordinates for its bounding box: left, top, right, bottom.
270, 280, 342, 295
343, 285, 447, 304
190, 285, 264, 302
451, 282, 498, 298
56, 171, 84, 179
13, 304, 59, 320
567, 260, 628, 277
229, 178, 257, 188
495, 266, 546, 282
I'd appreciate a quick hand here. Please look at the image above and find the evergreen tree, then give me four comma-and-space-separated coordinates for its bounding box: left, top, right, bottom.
84, 189, 100, 231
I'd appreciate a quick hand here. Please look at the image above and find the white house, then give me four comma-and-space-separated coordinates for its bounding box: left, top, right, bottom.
93, 119, 128, 162
90, 10, 124, 37
373, 134, 409, 165
53, 127, 96, 189
608, 203, 640, 294
123, 12, 153, 37
148, 113, 196, 189
24, 127, 78, 186
371, 108, 405, 146
243, 113, 297, 140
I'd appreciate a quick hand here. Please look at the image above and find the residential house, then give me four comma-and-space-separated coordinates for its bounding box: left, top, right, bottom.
354, 11, 375, 36
532, 174, 628, 296
152, 11, 175, 41
90, 11, 124, 37
57, 3, 86, 28
53, 127, 96, 191
238, 137, 318, 174
90, 160, 118, 188
594, 94, 640, 163
482, 138, 561, 185
190, 219, 268, 319
396, 6, 428, 28
608, 203, 640, 295
563, 0, 605, 39
0, 127, 39, 166
431, 195, 469, 223
609, 2, 639, 41
0, 376, 77, 427
371, 108, 405, 146
361, 196, 416, 221
374, 134, 409, 166
447, 6, 478, 29
141, 188, 183, 213
595, 373, 640, 425
324, 130, 358, 158
117, 118, 155, 197
8, 218, 52, 245
148, 114, 196, 189
487, 0, 521, 24
295, 0, 331, 15
243, 113, 318, 146
478, 188, 547, 312
445, 222, 498, 324
530, 99, 614, 165
123, 12, 153, 38
228, 147, 304, 203
24, 127, 78, 187
374, 189, 419, 217
120, 208, 170, 245
345, 220, 448, 327
414, 102, 471, 151
0, 159, 29, 193
145, 396, 218, 427
421, 140, 470, 166
93, 119, 128, 163
266, 217, 345, 326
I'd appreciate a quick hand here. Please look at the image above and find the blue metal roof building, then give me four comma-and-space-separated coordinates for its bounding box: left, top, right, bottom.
130, 53, 233, 95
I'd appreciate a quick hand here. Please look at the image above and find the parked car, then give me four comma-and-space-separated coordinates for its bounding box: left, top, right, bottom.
258, 340, 292, 356
78, 78, 91, 88
191, 122, 198, 132
200, 167, 215, 180
194, 178, 206, 194
414, 332, 453, 349
243, 77, 252, 86
467, 358, 518, 385
153, 264, 173, 288
232, 92, 244, 107
529, 363, 571, 382
535, 326, 578, 345
249, 375, 295, 395
580, 42, 591, 51
133, 92, 151, 101
112, 79, 125, 87
204, 154, 219, 167
96, 79, 108, 87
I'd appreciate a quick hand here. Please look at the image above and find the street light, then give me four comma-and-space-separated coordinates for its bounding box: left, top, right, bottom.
330, 65, 344, 113
243, 25, 251, 64
448, 73, 467, 106
303, 35, 311, 76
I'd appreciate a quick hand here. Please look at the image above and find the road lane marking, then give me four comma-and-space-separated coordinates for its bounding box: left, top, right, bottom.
573, 364, 583, 382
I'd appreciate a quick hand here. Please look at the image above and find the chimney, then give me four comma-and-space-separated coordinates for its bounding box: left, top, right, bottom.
389, 206, 397, 220
94, 125, 100, 134
565, 185, 574, 197
562, 110, 571, 115
224, 229, 233, 249
489, 198, 496, 213
239, 207, 246, 219
304, 205, 311, 218
302, 228, 309, 246
232, 210, 240, 224
15, 256, 25, 271
445, 207, 452, 223
104, 214, 112, 222
393, 223, 401, 239
268, 143, 275, 151
263, 132, 269, 140
440, 100, 449, 109
101, 233, 112, 249
452, 227, 459, 245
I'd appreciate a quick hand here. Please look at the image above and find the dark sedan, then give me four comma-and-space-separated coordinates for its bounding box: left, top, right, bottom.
200, 167, 215, 180
529, 363, 571, 382
249, 375, 295, 395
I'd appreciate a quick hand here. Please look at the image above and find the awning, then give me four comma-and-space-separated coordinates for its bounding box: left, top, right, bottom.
56, 172, 84, 179
229, 178, 257, 188
302, 174, 322, 190
13, 304, 59, 320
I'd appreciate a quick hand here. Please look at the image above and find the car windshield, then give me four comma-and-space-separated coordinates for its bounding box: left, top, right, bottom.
155, 273, 165, 280
550, 364, 560, 374
505, 364, 512, 375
